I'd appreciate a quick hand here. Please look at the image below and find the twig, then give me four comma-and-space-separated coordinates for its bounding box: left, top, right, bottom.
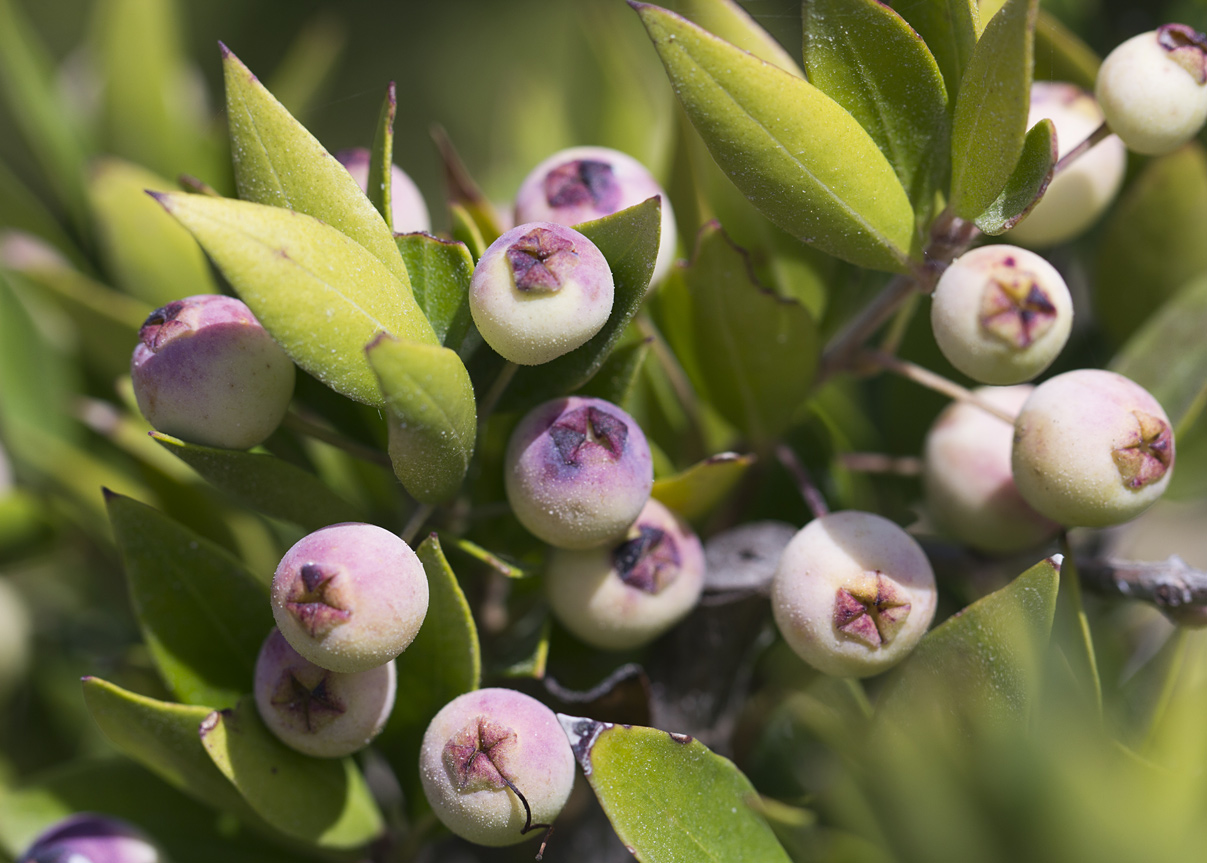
478, 361, 519, 421
1079, 555, 1207, 611
282, 411, 393, 468
861, 348, 1017, 425
818, 272, 917, 381
775, 443, 829, 519
838, 452, 924, 476
399, 504, 434, 546
1053, 121, 1112, 178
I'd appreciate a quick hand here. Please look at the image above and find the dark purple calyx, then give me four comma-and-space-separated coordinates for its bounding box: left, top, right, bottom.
271, 670, 345, 732
506, 227, 579, 292
1113, 410, 1174, 489
139, 301, 191, 351
1158, 24, 1207, 84
544, 159, 621, 212
549, 405, 628, 465
978, 264, 1058, 348
833, 572, 912, 648
285, 562, 352, 637
442, 715, 518, 793
613, 526, 680, 594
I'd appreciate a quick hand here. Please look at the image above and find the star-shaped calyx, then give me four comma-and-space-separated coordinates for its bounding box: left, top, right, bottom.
506, 227, 580, 292
613, 526, 681, 594
978, 260, 1058, 349
1159, 23, 1207, 84
271, 670, 345, 732
442, 715, 519, 793
549, 405, 628, 466
285, 562, 352, 638
138, 301, 191, 351
833, 572, 912, 648
1113, 410, 1174, 489
544, 158, 622, 212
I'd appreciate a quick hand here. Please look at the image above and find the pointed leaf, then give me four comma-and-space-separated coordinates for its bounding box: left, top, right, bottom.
560, 716, 792, 863
431, 125, 506, 248
652, 452, 755, 521
367, 82, 396, 231
106, 491, 272, 707
367, 334, 476, 504
150, 432, 365, 530
633, 2, 916, 272
395, 232, 474, 350
974, 118, 1056, 235
672, 0, 803, 76
949, 0, 1039, 220
154, 192, 437, 407
801, 0, 949, 210
221, 45, 410, 289
450, 537, 535, 579
893, 0, 979, 104
200, 698, 384, 849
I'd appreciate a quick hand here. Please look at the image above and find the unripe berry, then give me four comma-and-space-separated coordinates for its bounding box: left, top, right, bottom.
131, 295, 295, 450
1008, 82, 1127, 247
514, 146, 678, 287
771, 511, 937, 678
505, 396, 653, 549
923, 386, 1060, 554
931, 245, 1073, 385
254, 628, 396, 758
1096, 25, 1207, 156
1012, 369, 1175, 527
470, 222, 614, 365
270, 522, 428, 673
419, 688, 575, 847
18, 813, 164, 863
337, 147, 431, 233
545, 498, 705, 650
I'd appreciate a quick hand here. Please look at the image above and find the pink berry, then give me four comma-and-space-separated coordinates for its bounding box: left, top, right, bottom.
18, 813, 164, 863
337, 147, 431, 233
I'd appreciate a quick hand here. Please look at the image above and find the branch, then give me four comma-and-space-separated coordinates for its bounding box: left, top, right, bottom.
1079, 555, 1207, 611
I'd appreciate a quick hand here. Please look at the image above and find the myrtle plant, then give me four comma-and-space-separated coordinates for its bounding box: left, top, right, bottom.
2, 0, 1207, 861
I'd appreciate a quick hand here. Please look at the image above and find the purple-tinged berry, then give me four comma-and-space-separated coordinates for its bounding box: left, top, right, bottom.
1012, 369, 1175, 527
514, 145, 678, 287
470, 222, 614, 365
130, 294, 295, 449
771, 511, 937, 678
505, 397, 653, 549
545, 498, 705, 649
337, 147, 431, 233
271, 522, 428, 673
254, 628, 395, 758
18, 813, 164, 863
931, 245, 1073, 385
419, 688, 575, 847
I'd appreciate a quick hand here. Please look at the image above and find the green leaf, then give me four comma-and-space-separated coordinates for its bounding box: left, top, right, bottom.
891, 0, 979, 104
1035, 9, 1099, 91
661, 222, 817, 448
671, 0, 803, 76
801, 0, 949, 211
105, 491, 272, 708
974, 118, 1056, 235
1096, 145, 1207, 345
652, 452, 755, 521
199, 698, 384, 849
395, 232, 474, 350
221, 44, 410, 289
80, 677, 253, 819
0, 158, 84, 267
450, 537, 536, 579
501, 198, 661, 409
576, 338, 651, 407
154, 192, 437, 407
633, 2, 917, 273
367, 334, 477, 504
150, 432, 365, 531
89, 158, 218, 306
948, 0, 1039, 220
561, 717, 792, 863
367, 82, 396, 232
432, 126, 506, 250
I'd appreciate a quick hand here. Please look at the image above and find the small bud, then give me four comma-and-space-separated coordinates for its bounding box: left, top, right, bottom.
18, 813, 165, 863
337, 147, 431, 233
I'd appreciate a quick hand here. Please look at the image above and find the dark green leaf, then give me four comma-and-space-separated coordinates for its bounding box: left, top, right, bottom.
576, 338, 651, 407
974, 118, 1056, 235
1035, 9, 1099, 90
561, 716, 792, 863
949, 0, 1039, 220
367, 334, 477, 504
891, 0, 979, 104
652, 452, 755, 521
367, 82, 396, 232
154, 192, 437, 407
395, 233, 474, 350
633, 2, 917, 272
199, 698, 384, 849
671, 0, 803, 75
222, 44, 410, 289
105, 491, 272, 708
150, 432, 364, 531
801, 0, 949, 211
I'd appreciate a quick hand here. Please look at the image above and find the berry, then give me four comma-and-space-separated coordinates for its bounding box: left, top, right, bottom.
470, 222, 614, 365
131, 295, 296, 450
930, 245, 1073, 385
771, 511, 938, 678
1012, 369, 1175, 527
545, 498, 705, 649
18, 813, 164, 863
1096, 25, 1207, 156
419, 688, 575, 847
923, 386, 1060, 554
505, 396, 653, 549
253, 628, 396, 758
270, 522, 428, 673
514, 145, 678, 287
337, 147, 431, 233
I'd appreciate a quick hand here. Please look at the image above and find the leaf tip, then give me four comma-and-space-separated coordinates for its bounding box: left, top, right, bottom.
1047, 553, 1064, 570
556, 713, 609, 772
101, 486, 118, 503
218, 40, 230, 58
364, 330, 396, 355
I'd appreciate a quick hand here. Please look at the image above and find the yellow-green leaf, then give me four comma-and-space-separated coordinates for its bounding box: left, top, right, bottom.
652, 452, 755, 521
974, 118, 1056, 235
